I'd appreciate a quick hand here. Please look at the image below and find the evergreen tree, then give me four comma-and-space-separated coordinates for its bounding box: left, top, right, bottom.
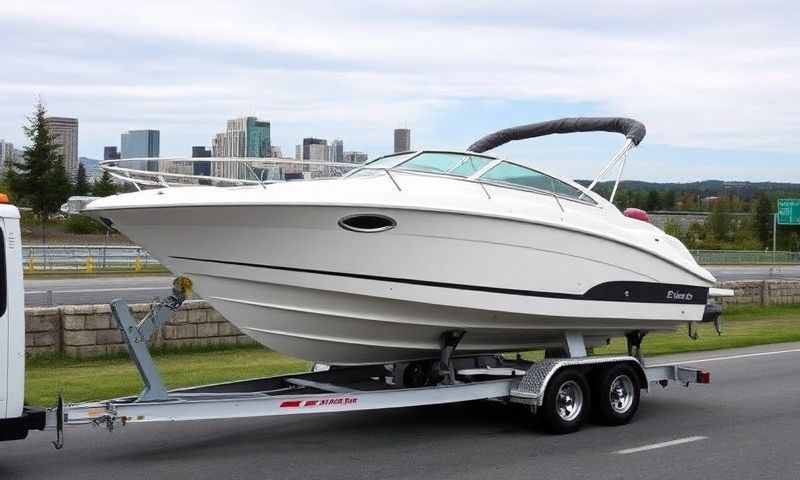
74, 162, 90, 195
93, 170, 118, 197
645, 190, 661, 211
662, 189, 676, 211
7, 100, 73, 236
49, 157, 73, 208
753, 192, 773, 247
709, 199, 731, 241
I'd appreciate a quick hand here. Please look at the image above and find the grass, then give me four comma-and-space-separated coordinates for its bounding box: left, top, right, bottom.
594, 304, 800, 356
25, 346, 310, 406
25, 304, 800, 407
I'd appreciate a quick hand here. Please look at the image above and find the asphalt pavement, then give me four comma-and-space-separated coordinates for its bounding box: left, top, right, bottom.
2, 343, 800, 479
23, 265, 800, 306
708, 264, 800, 282
25, 275, 176, 306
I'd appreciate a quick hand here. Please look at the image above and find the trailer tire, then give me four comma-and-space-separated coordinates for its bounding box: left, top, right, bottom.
540, 368, 589, 434
592, 363, 640, 426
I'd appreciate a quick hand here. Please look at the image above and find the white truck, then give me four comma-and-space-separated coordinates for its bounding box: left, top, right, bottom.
0, 200, 722, 447
0, 202, 46, 441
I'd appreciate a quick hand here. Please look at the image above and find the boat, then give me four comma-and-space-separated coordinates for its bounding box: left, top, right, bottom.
84, 117, 723, 365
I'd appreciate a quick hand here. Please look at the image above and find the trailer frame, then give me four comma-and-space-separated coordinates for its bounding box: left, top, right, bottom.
45, 291, 711, 448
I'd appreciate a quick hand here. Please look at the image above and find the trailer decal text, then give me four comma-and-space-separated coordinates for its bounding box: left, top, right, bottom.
280, 397, 358, 408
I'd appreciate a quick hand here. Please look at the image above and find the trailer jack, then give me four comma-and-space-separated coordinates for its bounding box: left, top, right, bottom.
112, 277, 192, 402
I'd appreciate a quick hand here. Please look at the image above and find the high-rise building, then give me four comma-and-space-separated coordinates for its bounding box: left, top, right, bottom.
302, 138, 327, 160
44, 117, 79, 177
121, 129, 160, 171
0, 140, 14, 172
344, 151, 368, 164
79, 157, 102, 180
191, 146, 212, 176
299, 138, 327, 174
394, 128, 411, 153
211, 116, 271, 178
103, 146, 120, 160
308, 143, 327, 161
269, 146, 282, 158
329, 139, 344, 163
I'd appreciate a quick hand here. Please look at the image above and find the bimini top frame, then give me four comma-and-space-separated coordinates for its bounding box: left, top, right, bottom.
466, 117, 646, 203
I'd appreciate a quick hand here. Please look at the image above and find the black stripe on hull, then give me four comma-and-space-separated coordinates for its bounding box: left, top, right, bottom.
170, 255, 709, 305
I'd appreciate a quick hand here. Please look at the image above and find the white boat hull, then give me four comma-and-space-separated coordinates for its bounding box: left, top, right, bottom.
89, 201, 713, 365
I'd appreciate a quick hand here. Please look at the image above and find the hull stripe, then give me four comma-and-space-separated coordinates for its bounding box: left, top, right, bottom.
170, 255, 709, 305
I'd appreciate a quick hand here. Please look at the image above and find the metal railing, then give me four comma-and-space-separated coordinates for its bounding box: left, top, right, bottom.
691, 250, 800, 265
22, 245, 162, 273
21, 245, 800, 273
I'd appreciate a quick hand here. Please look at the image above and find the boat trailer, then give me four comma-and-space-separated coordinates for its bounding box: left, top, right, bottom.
45, 279, 712, 448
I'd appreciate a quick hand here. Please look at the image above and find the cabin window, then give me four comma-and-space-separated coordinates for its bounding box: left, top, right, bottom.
397, 153, 491, 177
480, 161, 595, 204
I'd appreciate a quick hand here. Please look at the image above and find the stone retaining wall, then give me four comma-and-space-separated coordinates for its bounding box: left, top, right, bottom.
717, 280, 800, 306
24, 280, 800, 358
25, 300, 255, 358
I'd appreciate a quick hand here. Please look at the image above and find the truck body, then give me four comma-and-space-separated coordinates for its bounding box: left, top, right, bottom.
0, 204, 46, 440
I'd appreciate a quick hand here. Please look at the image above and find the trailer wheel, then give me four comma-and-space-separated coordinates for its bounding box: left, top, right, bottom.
540, 369, 589, 434
593, 363, 640, 426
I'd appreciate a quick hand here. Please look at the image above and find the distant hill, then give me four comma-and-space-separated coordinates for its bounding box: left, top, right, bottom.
575, 179, 800, 199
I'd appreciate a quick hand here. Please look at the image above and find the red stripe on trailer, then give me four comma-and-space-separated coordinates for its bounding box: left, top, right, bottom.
305, 400, 318, 406
280, 400, 302, 408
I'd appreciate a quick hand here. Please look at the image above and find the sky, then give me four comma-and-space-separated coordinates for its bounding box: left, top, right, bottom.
0, 0, 798, 182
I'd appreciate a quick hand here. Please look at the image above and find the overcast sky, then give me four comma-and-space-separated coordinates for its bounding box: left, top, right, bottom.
1, 0, 798, 182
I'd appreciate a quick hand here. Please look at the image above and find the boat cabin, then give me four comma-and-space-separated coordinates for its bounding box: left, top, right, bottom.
348, 150, 598, 206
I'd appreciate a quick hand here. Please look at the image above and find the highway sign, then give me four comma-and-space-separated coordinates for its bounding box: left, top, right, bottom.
777, 199, 800, 225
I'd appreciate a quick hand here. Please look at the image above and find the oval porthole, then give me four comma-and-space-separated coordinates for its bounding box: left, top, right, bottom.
338, 214, 396, 233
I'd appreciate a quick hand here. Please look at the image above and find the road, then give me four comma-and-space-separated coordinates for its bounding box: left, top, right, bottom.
23, 265, 800, 306
708, 264, 800, 281
2, 343, 800, 479
25, 275, 175, 307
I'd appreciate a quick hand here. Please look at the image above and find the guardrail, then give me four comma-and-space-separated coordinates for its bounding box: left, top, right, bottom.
690, 250, 800, 265
21, 245, 800, 273
22, 245, 163, 273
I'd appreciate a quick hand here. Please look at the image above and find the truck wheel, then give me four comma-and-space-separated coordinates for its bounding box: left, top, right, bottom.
593, 363, 640, 426
540, 369, 589, 434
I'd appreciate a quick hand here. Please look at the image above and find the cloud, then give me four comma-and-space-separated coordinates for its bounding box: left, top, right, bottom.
0, 1, 797, 180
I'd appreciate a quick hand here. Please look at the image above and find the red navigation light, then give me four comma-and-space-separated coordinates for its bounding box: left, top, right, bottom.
623, 208, 650, 223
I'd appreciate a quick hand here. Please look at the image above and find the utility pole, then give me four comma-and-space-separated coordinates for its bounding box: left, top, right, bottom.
773, 212, 777, 263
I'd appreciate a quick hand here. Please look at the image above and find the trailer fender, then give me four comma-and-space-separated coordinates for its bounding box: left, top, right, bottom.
508, 356, 646, 406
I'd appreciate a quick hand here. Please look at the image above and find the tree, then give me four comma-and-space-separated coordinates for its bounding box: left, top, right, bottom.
661, 189, 676, 211
662, 217, 683, 239
92, 170, 118, 197
645, 190, 661, 211
753, 192, 772, 248
74, 162, 90, 196
7, 100, 73, 238
709, 199, 731, 241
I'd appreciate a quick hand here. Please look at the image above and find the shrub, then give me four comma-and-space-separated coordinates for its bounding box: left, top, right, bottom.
64, 215, 107, 234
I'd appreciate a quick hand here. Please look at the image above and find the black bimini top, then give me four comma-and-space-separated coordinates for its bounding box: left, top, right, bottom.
467, 117, 646, 153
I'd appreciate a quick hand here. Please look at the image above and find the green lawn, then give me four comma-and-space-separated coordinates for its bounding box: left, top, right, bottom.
25, 346, 310, 406
25, 304, 800, 407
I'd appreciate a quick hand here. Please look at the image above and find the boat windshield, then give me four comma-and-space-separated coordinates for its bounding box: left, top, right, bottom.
480, 161, 595, 204
396, 152, 491, 178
